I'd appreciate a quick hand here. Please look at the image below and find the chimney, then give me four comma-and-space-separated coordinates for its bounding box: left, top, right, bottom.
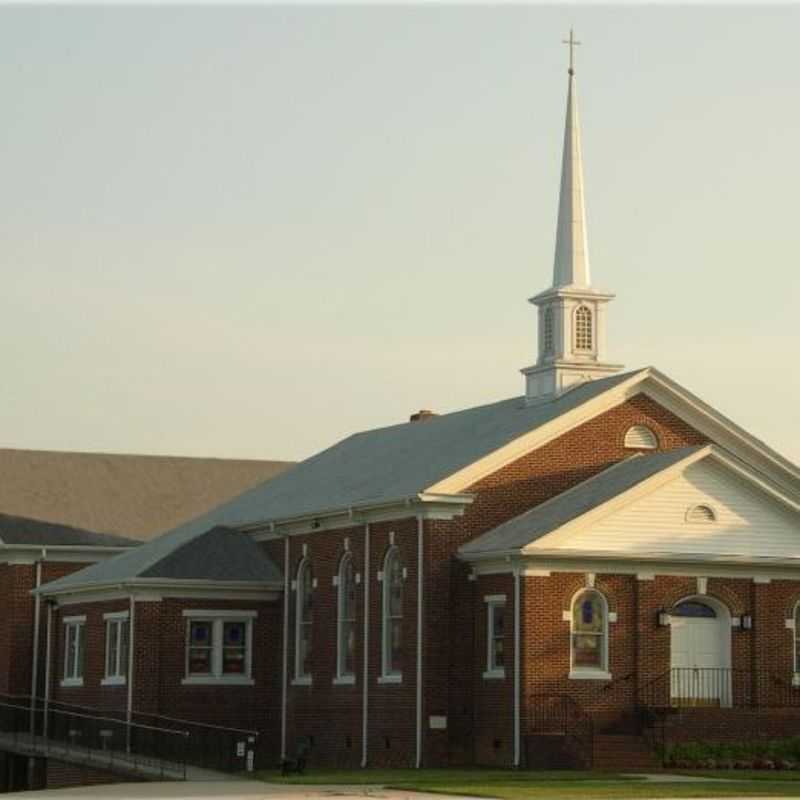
409, 410, 437, 423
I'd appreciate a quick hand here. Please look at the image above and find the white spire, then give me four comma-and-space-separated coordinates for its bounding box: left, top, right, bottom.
521, 30, 623, 403
552, 29, 591, 289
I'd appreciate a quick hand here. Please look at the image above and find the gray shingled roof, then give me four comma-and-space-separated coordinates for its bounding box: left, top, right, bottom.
39, 369, 645, 594
0, 513, 139, 548
40, 525, 281, 594
0, 449, 293, 541
460, 446, 704, 556
156, 369, 646, 537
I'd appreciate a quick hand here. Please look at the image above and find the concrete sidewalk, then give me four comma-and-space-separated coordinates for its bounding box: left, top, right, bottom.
2, 781, 475, 800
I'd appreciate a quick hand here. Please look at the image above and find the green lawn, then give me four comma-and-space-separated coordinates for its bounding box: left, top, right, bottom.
255, 768, 800, 799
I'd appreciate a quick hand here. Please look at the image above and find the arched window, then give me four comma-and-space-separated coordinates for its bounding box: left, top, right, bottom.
571, 589, 608, 673
793, 603, 800, 679
686, 505, 717, 524
337, 554, 356, 681
543, 307, 555, 355
574, 306, 593, 351
294, 559, 313, 681
624, 425, 658, 450
673, 600, 717, 618
381, 547, 404, 680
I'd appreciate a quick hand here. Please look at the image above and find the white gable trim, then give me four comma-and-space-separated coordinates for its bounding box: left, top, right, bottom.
521, 446, 800, 555
426, 368, 800, 497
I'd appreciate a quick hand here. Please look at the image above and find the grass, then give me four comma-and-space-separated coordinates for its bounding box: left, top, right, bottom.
254, 768, 800, 799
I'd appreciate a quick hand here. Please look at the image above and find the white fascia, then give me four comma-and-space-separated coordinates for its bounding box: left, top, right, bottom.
37, 578, 282, 605
466, 551, 800, 582
425, 368, 800, 498
249, 492, 474, 541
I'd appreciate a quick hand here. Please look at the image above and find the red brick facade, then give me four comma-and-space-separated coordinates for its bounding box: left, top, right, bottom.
7, 392, 800, 774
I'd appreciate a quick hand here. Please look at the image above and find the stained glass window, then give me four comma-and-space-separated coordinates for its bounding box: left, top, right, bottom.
673, 601, 716, 618
571, 590, 607, 670
296, 560, 314, 679
382, 547, 403, 678
337, 554, 357, 679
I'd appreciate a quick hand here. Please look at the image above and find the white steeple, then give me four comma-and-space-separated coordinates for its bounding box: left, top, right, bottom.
521, 31, 623, 403
552, 32, 591, 289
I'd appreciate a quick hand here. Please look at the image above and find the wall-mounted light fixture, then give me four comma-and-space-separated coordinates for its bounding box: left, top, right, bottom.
657, 608, 670, 627
741, 614, 753, 630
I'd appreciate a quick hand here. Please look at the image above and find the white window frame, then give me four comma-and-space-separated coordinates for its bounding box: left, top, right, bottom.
483, 595, 506, 680
293, 559, 313, 685
569, 589, 611, 681
102, 611, 129, 687
181, 610, 256, 686
61, 615, 86, 687
335, 553, 357, 685
379, 546, 403, 684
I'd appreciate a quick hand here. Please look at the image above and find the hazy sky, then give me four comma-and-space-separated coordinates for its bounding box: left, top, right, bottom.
1, 5, 798, 465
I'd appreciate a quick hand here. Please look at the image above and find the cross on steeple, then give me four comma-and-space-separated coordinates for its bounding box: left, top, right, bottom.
562, 28, 581, 76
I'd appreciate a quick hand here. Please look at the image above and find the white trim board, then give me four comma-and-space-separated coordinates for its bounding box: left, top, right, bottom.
427, 368, 800, 498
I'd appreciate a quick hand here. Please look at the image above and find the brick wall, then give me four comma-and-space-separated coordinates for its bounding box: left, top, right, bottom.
0, 561, 94, 698
49, 595, 282, 760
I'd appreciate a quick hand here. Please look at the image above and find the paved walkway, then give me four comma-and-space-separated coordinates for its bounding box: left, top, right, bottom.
3, 783, 475, 799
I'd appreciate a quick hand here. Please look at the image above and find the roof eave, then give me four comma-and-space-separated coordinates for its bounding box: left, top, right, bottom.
241, 491, 475, 535
36, 576, 284, 599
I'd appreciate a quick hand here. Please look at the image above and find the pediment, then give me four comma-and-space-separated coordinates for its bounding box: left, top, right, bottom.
530, 453, 800, 561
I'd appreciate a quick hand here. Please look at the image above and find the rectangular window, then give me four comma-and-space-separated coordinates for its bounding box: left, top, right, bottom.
103, 614, 129, 684
484, 596, 506, 679
62, 617, 86, 686
182, 611, 256, 685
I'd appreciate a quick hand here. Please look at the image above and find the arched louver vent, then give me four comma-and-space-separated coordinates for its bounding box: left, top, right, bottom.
686, 504, 716, 524
624, 425, 658, 450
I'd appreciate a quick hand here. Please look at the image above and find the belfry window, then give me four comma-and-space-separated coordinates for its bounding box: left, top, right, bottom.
336, 553, 357, 681
381, 547, 404, 681
570, 589, 608, 675
575, 306, 593, 351
543, 307, 555, 355
295, 559, 314, 682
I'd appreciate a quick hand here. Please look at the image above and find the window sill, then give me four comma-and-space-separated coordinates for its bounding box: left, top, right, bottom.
377, 674, 402, 685
482, 669, 506, 680
569, 670, 612, 681
101, 677, 127, 687
333, 675, 356, 686
181, 676, 254, 686
60, 678, 84, 688
291, 676, 312, 687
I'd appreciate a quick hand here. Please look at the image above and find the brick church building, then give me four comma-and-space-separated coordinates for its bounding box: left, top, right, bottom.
25, 37, 800, 773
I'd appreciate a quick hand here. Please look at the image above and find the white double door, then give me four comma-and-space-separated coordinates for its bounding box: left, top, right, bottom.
670, 617, 730, 706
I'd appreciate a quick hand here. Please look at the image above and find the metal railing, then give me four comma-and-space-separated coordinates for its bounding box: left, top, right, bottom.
0, 698, 188, 780
0, 694, 259, 774
527, 694, 594, 769
638, 667, 800, 710
133, 712, 258, 773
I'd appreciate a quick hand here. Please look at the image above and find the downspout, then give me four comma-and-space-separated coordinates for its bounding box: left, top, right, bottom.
513, 568, 521, 768
281, 535, 290, 760
30, 549, 45, 731
416, 515, 424, 769
361, 523, 370, 768
43, 602, 53, 738
126, 595, 135, 752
